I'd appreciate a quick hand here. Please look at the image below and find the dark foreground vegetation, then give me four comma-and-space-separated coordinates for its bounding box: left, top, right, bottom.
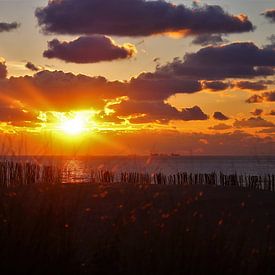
0, 183, 275, 275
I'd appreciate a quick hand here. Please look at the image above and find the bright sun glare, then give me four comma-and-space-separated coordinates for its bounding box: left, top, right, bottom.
57, 112, 94, 136
61, 117, 86, 135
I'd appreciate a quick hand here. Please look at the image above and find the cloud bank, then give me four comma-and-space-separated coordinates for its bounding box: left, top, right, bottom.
43, 36, 136, 63
35, 0, 254, 36
157, 42, 275, 80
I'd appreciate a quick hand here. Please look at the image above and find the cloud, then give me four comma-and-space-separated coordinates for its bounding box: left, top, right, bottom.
192, 34, 227, 46
202, 81, 231, 91
246, 91, 275, 103
108, 100, 208, 124
129, 72, 202, 100
269, 110, 275, 116
0, 22, 20, 32
236, 80, 272, 91
0, 69, 202, 112
0, 70, 125, 111
234, 117, 274, 128
157, 42, 275, 80
25, 62, 43, 72
246, 95, 263, 103
124, 42, 275, 100
264, 35, 275, 51
0, 67, 207, 125
2, 42, 274, 115
0, 107, 38, 126
43, 36, 136, 63
262, 91, 275, 102
262, 9, 275, 23
258, 127, 275, 134
35, 0, 254, 36
0, 59, 7, 79
209, 123, 232, 131
251, 109, 263, 116
213, 111, 229, 121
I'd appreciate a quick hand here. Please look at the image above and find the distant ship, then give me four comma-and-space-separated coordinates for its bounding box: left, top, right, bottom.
150, 153, 181, 157
170, 153, 181, 157
150, 153, 160, 157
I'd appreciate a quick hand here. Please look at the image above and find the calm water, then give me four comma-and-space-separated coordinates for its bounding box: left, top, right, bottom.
2, 155, 274, 183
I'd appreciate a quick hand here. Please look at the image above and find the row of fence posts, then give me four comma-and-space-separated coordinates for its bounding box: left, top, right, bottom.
0, 161, 274, 193
90, 170, 275, 192
0, 161, 62, 187
90, 171, 151, 185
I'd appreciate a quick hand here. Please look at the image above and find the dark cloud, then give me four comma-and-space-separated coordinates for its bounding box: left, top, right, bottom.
202, 81, 231, 91
236, 80, 273, 91
108, 100, 208, 124
246, 91, 275, 103
0, 59, 7, 79
234, 117, 274, 128
262, 9, 275, 23
192, 34, 227, 46
213, 111, 229, 121
209, 123, 232, 131
0, 107, 38, 126
246, 95, 263, 103
157, 42, 275, 80
0, 22, 20, 32
251, 109, 263, 116
270, 110, 275, 116
123, 42, 275, 101
263, 91, 275, 102
25, 62, 42, 72
0, 69, 202, 112
35, 0, 254, 36
129, 72, 202, 100
43, 36, 136, 63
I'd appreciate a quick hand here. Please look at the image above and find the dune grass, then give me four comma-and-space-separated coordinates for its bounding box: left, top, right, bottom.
0, 183, 275, 274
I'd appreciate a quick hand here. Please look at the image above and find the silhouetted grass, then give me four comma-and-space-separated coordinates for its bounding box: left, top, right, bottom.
0, 161, 62, 187
0, 183, 275, 274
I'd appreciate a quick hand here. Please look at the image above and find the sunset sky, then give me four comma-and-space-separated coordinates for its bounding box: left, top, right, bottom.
0, 0, 274, 156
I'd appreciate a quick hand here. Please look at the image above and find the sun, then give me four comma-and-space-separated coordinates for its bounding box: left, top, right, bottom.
57, 111, 94, 136
60, 117, 86, 135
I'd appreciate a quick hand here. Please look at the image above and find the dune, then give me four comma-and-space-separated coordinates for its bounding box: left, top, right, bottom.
0, 183, 274, 274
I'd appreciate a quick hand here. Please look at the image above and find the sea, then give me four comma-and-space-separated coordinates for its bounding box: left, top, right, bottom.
1, 155, 274, 183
